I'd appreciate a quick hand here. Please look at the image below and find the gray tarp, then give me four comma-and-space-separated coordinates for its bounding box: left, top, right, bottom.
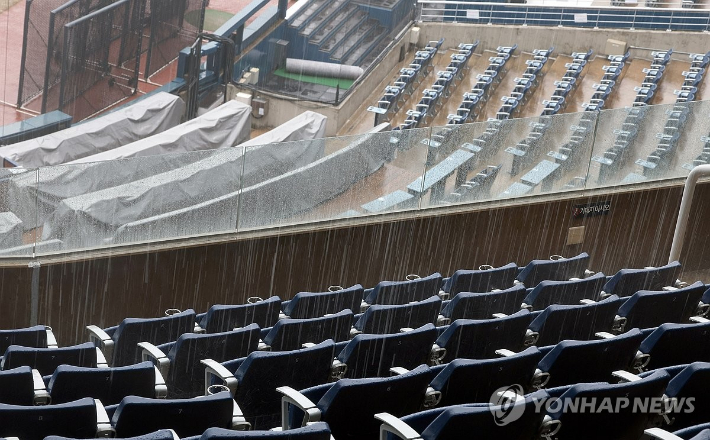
0, 212, 23, 249
0, 92, 185, 167
8, 109, 325, 231
42, 112, 329, 247
68, 100, 251, 163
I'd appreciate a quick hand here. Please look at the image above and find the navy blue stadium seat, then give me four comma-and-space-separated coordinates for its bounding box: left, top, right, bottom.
614, 282, 706, 332
429, 347, 544, 406
522, 272, 606, 310
46, 429, 179, 440
353, 296, 443, 335
363, 273, 443, 306
440, 263, 518, 296
602, 261, 681, 298
281, 285, 363, 319
263, 310, 353, 350
439, 285, 528, 320
111, 391, 244, 437
640, 321, 710, 370
0, 397, 112, 439
526, 295, 626, 346
546, 370, 670, 440
336, 324, 438, 378
0, 366, 48, 405
2, 342, 103, 376
87, 309, 196, 367
0, 325, 56, 353
278, 365, 432, 440
435, 310, 533, 362
516, 252, 590, 287
202, 340, 337, 430
663, 362, 710, 430
663, 424, 710, 439
537, 329, 646, 387
199, 423, 332, 440
139, 324, 261, 398
197, 297, 281, 333
48, 361, 165, 405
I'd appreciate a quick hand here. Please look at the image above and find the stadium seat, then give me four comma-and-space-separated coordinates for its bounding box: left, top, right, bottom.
262, 310, 353, 350
353, 296, 444, 335
546, 370, 670, 440
281, 286, 363, 319
363, 273, 442, 307
601, 261, 681, 298
440, 262, 518, 296
537, 328, 646, 387
516, 252, 590, 287
521, 272, 606, 310
434, 310, 533, 362
661, 362, 710, 430
0, 397, 113, 439
0, 325, 57, 353
87, 309, 196, 366
613, 282, 706, 332
199, 423, 332, 440
640, 321, 710, 370
46, 429, 180, 440
202, 340, 337, 429
138, 324, 261, 398
277, 365, 432, 440
439, 285, 528, 320
111, 391, 246, 437
646, 428, 710, 440
336, 324, 438, 378
196, 297, 281, 333
0, 366, 49, 405
428, 346, 544, 407
48, 361, 166, 405
1, 342, 106, 376
526, 295, 626, 346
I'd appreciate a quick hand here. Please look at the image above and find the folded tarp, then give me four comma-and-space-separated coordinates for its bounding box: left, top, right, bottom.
42, 112, 329, 248
0, 212, 23, 249
8, 111, 327, 231
68, 100, 251, 163
0, 92, 185, 167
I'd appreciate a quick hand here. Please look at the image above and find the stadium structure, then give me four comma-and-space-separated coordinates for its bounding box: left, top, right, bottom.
0, 0, 709, 437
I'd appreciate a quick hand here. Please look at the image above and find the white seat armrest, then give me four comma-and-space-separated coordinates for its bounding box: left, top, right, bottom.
94, 399, 115, 437
492, 313, 508, 318
495, 349, 516, 357
579, 299, 596, 305
231, 399, 252, 430
153, 366, 168, 398
612, 370, 642, 383
32, 369, 51, 405
276, 386, 321, 429
201, 359, 238, 396
390, 367, 409, 376
375, 412, 423, 440
45, 327, 58, 348
595, 332, 616, 340
690, 316, 710, 323
644, 428, 684, 440
138, 342, 170, 379
87, 325, 114, 366
96, 348, 108, 368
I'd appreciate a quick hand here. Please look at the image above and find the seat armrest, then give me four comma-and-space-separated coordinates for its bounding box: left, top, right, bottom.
360, 301, 370, 313
87, 325, 114, 366
32, 369, 51, 405
495, 349, 516, 357
139, 342, 171, 379
276, 386, 321, 429
331, 359, 347, 380
45, 327, 58, 348
375, 413, 423, 440
194, 323, 206, 334
154, 366, 168, 398
644, 428, 684, 440
96, 348, 108, 368
429, 344, 446, 366
389, 367, 409, 376
690, 316, 709, 323
231, 399, 252, 431
579, 299, 596, 305
524, 329, 539, 347
595, 332, 616, 339
612, 315, 627, 333
94, 399, 115, 438
201, 359, 238, 396
613, 370, 641, 383
436, 315, 450, 326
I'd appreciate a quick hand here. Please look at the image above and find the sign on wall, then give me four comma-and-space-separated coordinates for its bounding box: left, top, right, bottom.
572, 201, 611, 218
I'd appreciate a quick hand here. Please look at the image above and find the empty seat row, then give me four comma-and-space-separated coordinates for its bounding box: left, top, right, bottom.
494, 47, 554, 121
633, 49, 673, 107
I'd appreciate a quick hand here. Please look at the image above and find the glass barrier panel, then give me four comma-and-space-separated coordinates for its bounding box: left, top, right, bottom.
0, 168, 39, 257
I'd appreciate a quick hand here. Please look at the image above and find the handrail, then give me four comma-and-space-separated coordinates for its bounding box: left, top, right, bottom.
418, 0, 707, 11
668, 164, 710, 263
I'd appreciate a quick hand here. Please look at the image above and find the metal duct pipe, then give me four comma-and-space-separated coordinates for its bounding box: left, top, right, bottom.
285, 58, 364, 80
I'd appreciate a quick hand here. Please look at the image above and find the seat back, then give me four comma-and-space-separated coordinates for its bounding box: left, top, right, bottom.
228, 340, 336, 430
539, 329, 645, 387
436, 310, 533, 362
199, 297, 281, 333
112, 392, 235, 437
0, 366, 35, 405
200, 423, 332, 440
640, 321, 710, 370
263, 309, 352, 350
355, 296, 442, 334
283, 285, 363, 319
112, 310, 196, 366
442, 263, 518, 295
2, 342, 98, 376
528, 295, 626, 346
673, 424, 710, 439
441, 285, 527, 320
617, 282, 706, 330
0, 325, 48, 353
46, 429, 178, 440
337, 324, 438, 378
665, 362, 710, 430
523, 272, 606, 310
431, 347, 542, 406
166, 324, 261, 398
603, 261, 681, 297
516, 253, 589, 287
365, 273, 442, 306
319, 365, 432, 440
548, 371, 670, 440
0, 397, 98, 440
